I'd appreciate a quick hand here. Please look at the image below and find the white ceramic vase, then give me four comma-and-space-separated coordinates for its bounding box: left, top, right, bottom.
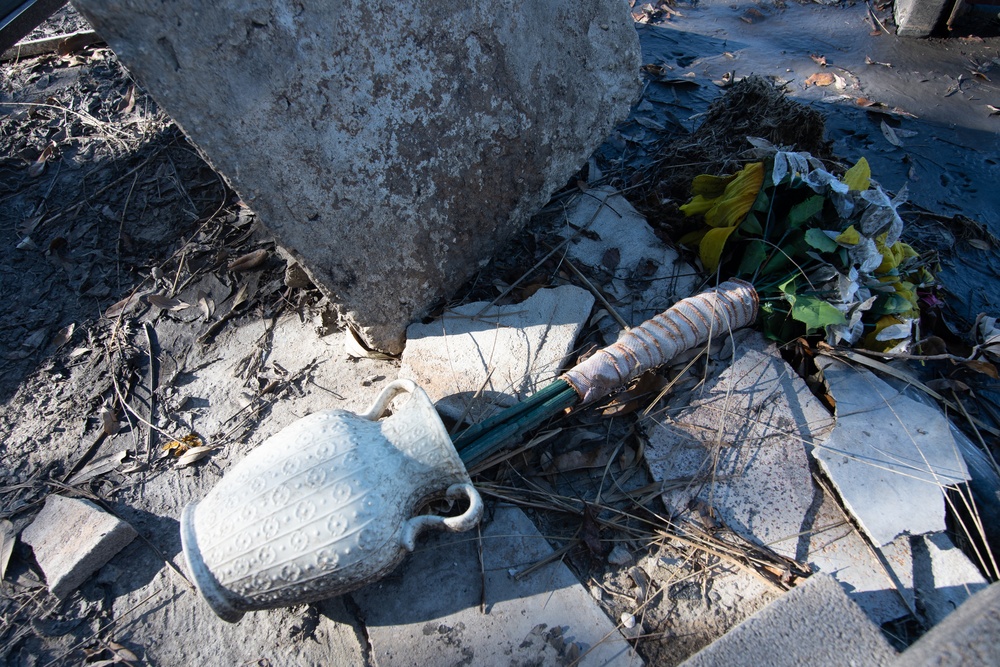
181, 379, 483, 622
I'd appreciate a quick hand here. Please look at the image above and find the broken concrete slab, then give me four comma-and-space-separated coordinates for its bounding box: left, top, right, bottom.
679, 573, 897, 667
352, 504, 641, 666
899, 581, 1000, 667
643, 334, 989, 627
71, 0, 640, 353
645, 332, 835, 559
785, 484, 916, 625
400, 285, 594, 423
21, 494, 137, 599
913, 532, 989, 626
882, 370, 1000, 559
812, 358, 971, 546
561, 186, 698, 342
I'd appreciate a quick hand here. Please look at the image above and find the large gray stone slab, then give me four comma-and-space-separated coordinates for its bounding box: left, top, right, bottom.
680, 573, 897, 667
72, 0, 640, 353
813, 359, 971, 546
21, 494, 137, 599
400, 285, 594, 423
561, 186, 697, 342
353, 504, 641, 666
894, 0, 952, 37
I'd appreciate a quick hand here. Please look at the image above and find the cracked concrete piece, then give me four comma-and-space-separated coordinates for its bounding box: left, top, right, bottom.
782, 485, 915, 625
900, 581, 1000, 667
813, 358, 971, 546
561, 186, 697, 342
680, 573, 897, 667
646, 332, 835, 559
400, 285, 594, 423
352, 504, 641, 666
71, 1, 640, 353
913, 532, 989, 626
21, 494, 137, 599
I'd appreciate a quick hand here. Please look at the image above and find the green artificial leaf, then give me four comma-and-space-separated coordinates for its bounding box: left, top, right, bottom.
778, 276, 797, 296
751, 187, 771, 213
738, 240, 768, 277
742, 212, 764, 236
874, 293, 915, 316
804, 228, 839, 253
786, 195, 825, 228
762, 242, 798, 275
785, 292, 847, 332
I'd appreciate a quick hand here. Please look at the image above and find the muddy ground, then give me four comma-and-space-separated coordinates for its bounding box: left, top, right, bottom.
1, 2, 999, 666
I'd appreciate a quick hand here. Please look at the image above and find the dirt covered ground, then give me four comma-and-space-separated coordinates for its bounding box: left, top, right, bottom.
2, 2, 1000, 666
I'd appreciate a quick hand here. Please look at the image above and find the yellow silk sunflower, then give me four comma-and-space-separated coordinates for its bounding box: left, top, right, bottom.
679, 162, 764, 271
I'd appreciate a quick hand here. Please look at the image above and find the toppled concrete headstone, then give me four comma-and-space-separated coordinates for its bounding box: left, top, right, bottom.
646, 332, 835, 558
894, 0, 953, 37
680, 574, 897, 667
72, 1, 641, 353
21, 494, 137, 599
353, 505, 641, 666
400, 285, 594, 422
561, 186, 697, 342
813, 358, 971, 546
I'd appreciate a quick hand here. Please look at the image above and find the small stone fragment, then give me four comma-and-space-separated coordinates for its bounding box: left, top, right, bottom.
607, 545, 634, 566
21, 495, 137, 599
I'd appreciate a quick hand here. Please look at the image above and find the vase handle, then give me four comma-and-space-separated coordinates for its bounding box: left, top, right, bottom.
399, 483, 484, 552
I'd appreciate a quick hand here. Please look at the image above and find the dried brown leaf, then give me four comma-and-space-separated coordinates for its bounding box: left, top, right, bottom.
162, 434, 203, 457
925, 378, 970, 393
805, 72, 835, 87
104, 292, 145, 319
228, 249, 269, 273
175, 445, 217, 469
99, 406, 119, 436
962, 359, 999, 379
345, 328, 396, 360
541, 447, 612, 474
51, 322, 75, 349
27, 142, 54, 178
581, 504, 605, 558
601, 247, 621, 272
880, 120, 902, 147
231, 281, 250, 309
107, 642, 139, 662
810, 54, 827, 67
600, 373, 668, 417
147, 293, 191, 311
117, 86, 136, 114
0, 519, 14, 580
68, 450, 128, 485
197, 290, 215, 320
